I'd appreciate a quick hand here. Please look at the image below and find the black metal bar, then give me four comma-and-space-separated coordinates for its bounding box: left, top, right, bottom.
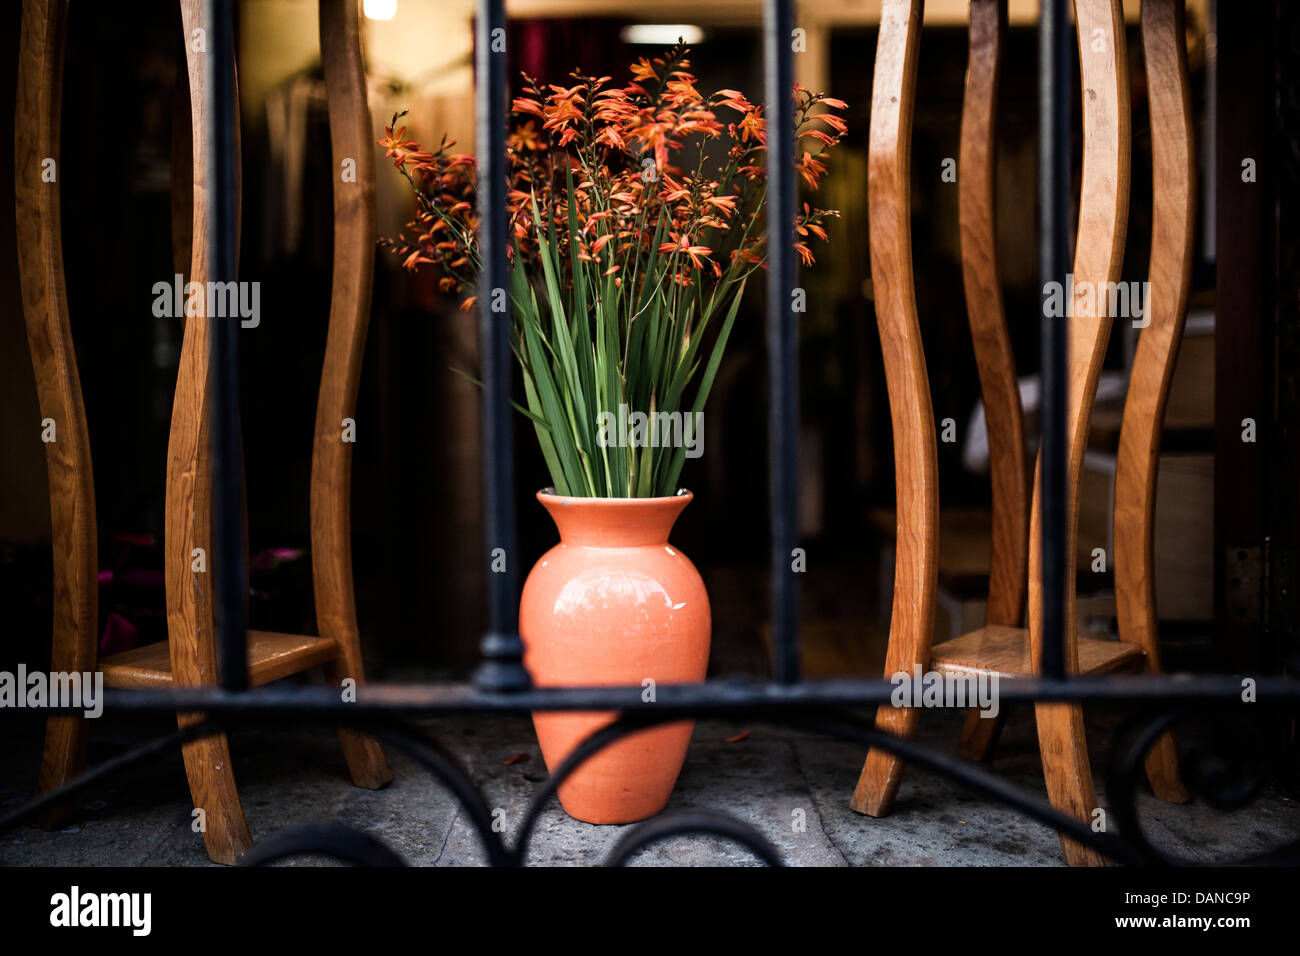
472, 0, 530, 692
206, 0, 247, 692
764, 0, 800, 685
1037, 0, 1070, 680
46, 674, 1300, 719
8, 688, 1298, 867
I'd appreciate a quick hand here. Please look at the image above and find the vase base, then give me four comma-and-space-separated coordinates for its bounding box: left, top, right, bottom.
534, 713, 695, 825
555, 797, 671, 826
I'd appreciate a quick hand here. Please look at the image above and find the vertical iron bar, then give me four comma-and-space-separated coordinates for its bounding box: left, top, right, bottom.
764, 0, 800, 684
1038, 0, 1070, 680
472, 0, 530, 692
206, 0, 247, 692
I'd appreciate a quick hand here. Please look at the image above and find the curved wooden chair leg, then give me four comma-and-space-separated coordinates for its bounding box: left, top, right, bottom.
853, 708, 919, 817
17, 0, 96, 830
1142, 734, 1187, 803
1031, 445, 1110, 867
957, 708, 1005, 762
1113, 0, 1195, 805
957, 0, 1027, 767
849, 0, 936, 818
167, 323, 251, 865
1033, 702, 1109, 867
315, 0, 390, 790
174, 713, 250, 866
166, 0, 251, 864
1026, 0, 1132, 866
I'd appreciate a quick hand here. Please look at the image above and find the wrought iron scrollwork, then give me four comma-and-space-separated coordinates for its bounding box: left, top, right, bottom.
1105, 708, 1300, 866
7, 698, 1297, 868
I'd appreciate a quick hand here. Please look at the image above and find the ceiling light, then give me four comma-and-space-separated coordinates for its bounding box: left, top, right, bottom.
363, 0, 397, 21
620, 24, 706, 46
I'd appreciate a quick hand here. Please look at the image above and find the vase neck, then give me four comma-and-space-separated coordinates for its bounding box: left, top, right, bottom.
538, 492, 692, 547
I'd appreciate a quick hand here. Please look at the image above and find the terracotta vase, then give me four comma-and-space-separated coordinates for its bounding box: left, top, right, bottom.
519, 489, 711, 824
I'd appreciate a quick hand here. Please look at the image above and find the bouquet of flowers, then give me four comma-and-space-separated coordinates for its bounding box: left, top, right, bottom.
379, 43, 844, 497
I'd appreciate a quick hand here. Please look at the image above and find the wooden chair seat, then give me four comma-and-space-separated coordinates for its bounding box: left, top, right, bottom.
102, 632, 339, 690
930, 625, 1144, 680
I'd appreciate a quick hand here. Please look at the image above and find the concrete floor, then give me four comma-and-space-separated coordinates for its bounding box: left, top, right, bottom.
2, 702, 1297, 866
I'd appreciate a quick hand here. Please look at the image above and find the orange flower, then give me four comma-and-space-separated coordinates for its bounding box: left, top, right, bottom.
512, 97, 545, 117
509, 121, 543, 151
630, 57, 657, 82
714, 89, 754, 112
377, 51, 845, 317
660, 235, 713, 270
665, 77, 702, 105
798, 151, 828, 190
737, 111, 766, 144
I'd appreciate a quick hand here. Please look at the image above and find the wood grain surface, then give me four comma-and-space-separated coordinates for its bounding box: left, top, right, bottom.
16, 0, 96, 830
1026, 0, 1131, 867
165, 0, 251, 865
1113, 0, 1193, 805
955, 0, 1023, 762
313, 0, 391, 790
932, 625, 1144, 679
101, 631, 339, 690
850, 0, 938, 819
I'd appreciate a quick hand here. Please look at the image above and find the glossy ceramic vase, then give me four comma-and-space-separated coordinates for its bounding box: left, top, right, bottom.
519, 489, 711, 824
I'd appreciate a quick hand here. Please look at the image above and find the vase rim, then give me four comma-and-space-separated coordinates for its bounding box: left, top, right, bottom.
536, 487, 693, 505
